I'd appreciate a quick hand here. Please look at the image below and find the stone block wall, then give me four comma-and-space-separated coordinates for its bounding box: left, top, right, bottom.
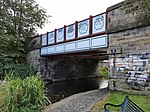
109, 53, 150, 93
27, 49, 41, 71
107, 1, 150, 33
43, 57, 100, 81
107, 1, 150, 93
108, 25, 150, 54
27, 35, 41, 51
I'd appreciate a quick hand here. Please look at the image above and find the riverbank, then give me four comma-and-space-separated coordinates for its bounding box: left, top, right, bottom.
91, 91, 150, 112
44, 88, 108, 112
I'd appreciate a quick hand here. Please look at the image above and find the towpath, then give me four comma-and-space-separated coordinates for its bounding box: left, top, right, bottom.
44, 87, 108, 112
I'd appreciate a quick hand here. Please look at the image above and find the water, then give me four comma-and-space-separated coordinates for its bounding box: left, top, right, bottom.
45, 78, 101, 103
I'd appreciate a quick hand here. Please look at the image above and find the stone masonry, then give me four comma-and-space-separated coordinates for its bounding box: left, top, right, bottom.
107, 1, 150, 93
45, 57, 100, 80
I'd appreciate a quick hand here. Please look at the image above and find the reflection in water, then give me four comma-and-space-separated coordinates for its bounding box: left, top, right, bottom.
45, 78, 100, 103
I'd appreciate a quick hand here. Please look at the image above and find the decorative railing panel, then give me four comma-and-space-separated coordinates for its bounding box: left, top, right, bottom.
55, 44, 64, 53
92, 13, 106, 34
47, 46, 55, 54
56, 28, 64, 43
77, 38, 90, 50
41, 34, 47, 46
78, 19, 90, 38
91, 35, 107, 49
48, 31, 55, 44
66, 24, 76, 40
65, 42, 76, 52
41, 34, 107, 55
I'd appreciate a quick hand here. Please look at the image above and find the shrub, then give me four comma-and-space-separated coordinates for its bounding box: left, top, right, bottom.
1, 64, 37, 80
0, 74, 50, 112
99, 66, 108, 79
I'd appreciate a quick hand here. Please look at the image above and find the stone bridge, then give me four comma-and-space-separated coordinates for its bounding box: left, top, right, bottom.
27, 1, 150, 93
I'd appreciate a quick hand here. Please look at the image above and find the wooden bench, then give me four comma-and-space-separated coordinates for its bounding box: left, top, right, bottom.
104, 96, 144, 112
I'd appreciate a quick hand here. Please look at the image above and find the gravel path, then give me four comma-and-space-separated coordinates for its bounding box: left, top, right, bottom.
44, 88, 108, 112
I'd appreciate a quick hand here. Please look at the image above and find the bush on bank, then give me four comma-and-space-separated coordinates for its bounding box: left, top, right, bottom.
0, 64, 37, 80
0, 73, 50, 112
99, 66, 108, 79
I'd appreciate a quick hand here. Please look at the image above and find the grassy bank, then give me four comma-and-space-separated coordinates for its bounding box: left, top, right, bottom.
91, 91, 150, 112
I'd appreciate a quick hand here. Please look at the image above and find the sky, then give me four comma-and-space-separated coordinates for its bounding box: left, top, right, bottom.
36, 0, 124, 34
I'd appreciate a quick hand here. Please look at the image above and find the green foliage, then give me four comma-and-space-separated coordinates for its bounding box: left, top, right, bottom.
0, 0, 49, 38
106, 91, 150, 112
3, 64, 37, 79
0, 48, 37, 79
0, 0, 49, 76
0, 27, 30, 77
0, 74, 50, 112
92, 91, 150, 112
99, 66, 108, 79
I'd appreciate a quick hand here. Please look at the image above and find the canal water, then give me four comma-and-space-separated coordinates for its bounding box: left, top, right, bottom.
45, 78, 101, 103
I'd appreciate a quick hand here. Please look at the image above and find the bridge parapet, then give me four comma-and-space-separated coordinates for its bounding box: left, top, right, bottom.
40, 13, 108, 56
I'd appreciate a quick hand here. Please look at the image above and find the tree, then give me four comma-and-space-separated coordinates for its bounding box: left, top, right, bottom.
0, 0, 49, 55
0, 0, 49, 75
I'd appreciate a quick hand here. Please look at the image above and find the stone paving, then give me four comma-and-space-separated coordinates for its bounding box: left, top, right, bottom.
44, 88, 108, 112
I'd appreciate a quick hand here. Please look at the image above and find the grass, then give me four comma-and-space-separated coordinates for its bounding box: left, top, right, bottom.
91, 91, 150, 112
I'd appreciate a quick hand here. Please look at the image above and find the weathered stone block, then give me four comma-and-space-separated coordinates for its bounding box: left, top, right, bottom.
108, 26, 150, 54
107, 2, 150, 33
